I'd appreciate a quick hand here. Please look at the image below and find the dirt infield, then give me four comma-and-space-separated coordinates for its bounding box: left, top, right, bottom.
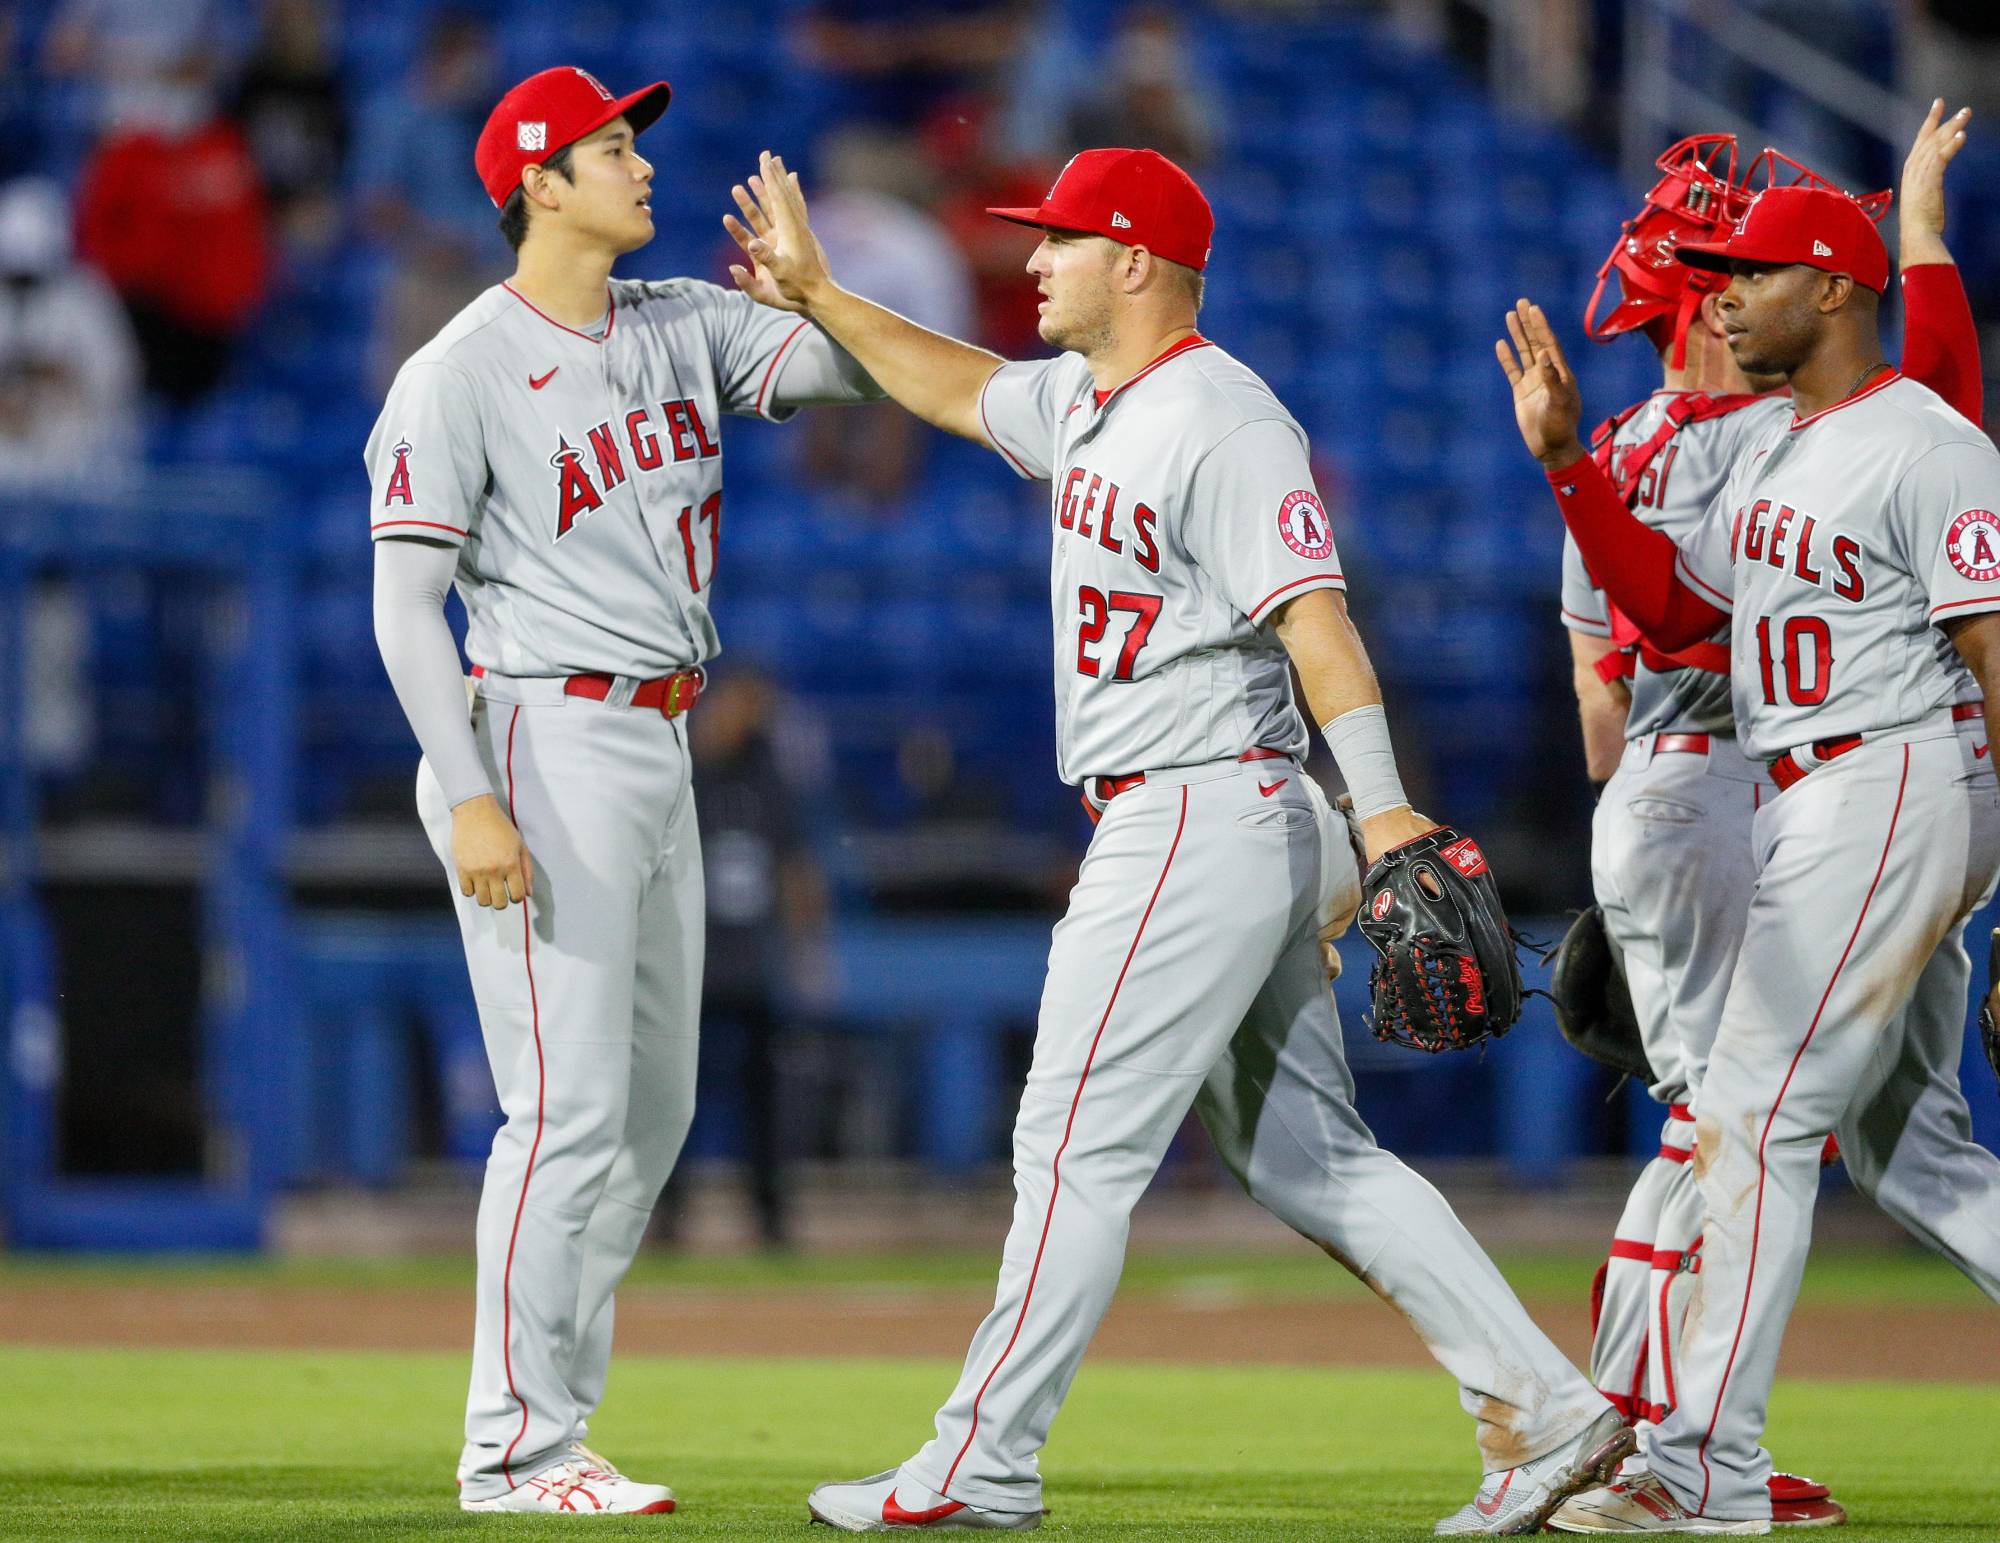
4, 1278, 1992, 1381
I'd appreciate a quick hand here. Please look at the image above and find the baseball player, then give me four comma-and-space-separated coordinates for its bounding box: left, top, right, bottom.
1502, 175, 2000, 1531
725, 146, 1628, 1535
366, 68, 882, 1514
1562, 108, 1983, 1530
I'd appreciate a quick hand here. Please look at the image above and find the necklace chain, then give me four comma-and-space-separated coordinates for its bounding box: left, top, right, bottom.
1838, 359, 1889, 402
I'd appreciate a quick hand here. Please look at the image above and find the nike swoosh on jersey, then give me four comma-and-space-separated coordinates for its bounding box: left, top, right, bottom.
530, 367, 559, 390
881, 1491, 967, 1526
1258, 779, 1286, 797
1977, 743, 1990, 759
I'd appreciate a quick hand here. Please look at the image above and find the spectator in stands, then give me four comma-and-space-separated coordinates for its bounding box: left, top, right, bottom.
230, 0, 348, 254
354, 10, 505, 388
684, 666, 830, 1248
1019, 5, 1220, 170
72, 54, 268, 406
796, 0, 1029, 127
0, 177, 139, 781
796, 127, 973, 507
40, 0, 240, 132
0, 177, 139, 478
919, 97, 1056, 357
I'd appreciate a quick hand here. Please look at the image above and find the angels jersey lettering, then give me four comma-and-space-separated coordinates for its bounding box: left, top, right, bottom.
977, 338, 1345, 783
1561, 393, 1789, 739
1674, 374, 2000, 758
364, 278, 873, 678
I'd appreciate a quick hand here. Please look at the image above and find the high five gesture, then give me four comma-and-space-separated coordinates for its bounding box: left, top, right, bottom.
1496, 299, 1586, 469
724, 151, 831, 315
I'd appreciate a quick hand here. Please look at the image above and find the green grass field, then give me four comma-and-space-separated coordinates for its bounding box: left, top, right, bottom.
3, 1350, 1996, 1541
1, 1248, 1994, 1540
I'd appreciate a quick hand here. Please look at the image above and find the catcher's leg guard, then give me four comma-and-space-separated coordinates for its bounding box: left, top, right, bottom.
1645, 1142, 1703, 1426
1590, 1109, 1692, 1422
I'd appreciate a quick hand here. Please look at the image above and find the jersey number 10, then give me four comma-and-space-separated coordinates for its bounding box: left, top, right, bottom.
1754, 614, 1832, 707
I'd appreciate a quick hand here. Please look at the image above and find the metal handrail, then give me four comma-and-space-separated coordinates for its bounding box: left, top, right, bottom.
1624, 0, 1925, 192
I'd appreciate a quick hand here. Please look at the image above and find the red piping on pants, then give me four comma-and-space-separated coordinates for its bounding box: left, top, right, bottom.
941, 785, 1190, 1493
497, 705, 547, 1488
1692, 745, 1908, 1512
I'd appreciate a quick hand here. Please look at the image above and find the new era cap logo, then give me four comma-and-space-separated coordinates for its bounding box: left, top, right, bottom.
517, 121, 547, 151
1813, 239, 1833, 257
1111, 211, 1132, 229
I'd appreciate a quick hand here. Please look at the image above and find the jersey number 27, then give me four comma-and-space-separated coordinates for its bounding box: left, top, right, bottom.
1077, 587, 1162, 680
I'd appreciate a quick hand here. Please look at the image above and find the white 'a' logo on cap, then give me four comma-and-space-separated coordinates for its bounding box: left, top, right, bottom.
1110, 211, 1132, 229
517, 121, 547, 151
1812, 239, 1833, 256
572, 68, 613, 101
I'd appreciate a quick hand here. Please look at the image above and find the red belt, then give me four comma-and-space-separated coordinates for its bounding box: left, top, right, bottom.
1768, 702, 1985, 793
1768, 735, 1863, 792
470, 665, 705, 718
1084, 747, 1289, 819
1652, 733, 1710, 755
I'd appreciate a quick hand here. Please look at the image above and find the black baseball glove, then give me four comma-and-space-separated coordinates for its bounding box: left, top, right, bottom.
1550, 905, 1655, 1083
1357, 826, 1524, 1052
1979, 928, 2000, 1087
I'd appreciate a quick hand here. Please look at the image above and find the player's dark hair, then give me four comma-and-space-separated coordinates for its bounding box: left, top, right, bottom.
498, 142, 577, 252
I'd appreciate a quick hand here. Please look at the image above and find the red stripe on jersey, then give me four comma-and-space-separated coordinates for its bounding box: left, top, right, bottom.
1788, 369, 1900, 430
1673, 553, 1733, 610
503, 281, 614, 344
977, 366, 1035, 480
1247, 572, 1344, 622
372, 518, 469, 537
754, 320, 811, 417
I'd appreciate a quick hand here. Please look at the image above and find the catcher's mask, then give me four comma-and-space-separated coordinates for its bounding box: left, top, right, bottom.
1584, 133, 1745, 371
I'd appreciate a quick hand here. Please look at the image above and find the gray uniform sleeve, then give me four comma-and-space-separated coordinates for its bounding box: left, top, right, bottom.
1560, 531, 1612, 636
1673, 483, 1737, 612
365, 360, 486, 548
1182, 417, 1347, 625
976, 355, 1085, 481
1892, 438, 2000, 624
694, 282, 880, 421
372, 535, 490, 810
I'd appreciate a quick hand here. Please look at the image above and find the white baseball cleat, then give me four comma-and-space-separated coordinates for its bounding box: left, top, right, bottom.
1434, 1406, 1638, 1535
806, 1469, 1041, 1531
1547, 1472, 1772, 1534
459, 1454, 676, 1515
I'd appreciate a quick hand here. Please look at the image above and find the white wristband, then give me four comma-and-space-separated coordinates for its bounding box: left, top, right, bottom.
1319, 704, 1409, 822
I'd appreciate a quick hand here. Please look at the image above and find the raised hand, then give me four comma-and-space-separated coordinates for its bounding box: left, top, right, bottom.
725, 150, 834, 315
1495, 299, 1586, 468
1900, 98, 1971, 261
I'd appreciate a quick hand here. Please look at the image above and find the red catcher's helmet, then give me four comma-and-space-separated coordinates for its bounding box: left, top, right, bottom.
1734, 144, 1892, 229
1585, 134, 1746, 369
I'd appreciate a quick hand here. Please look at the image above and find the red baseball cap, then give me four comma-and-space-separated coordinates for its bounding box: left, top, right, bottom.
475, 66, 671, 209
987, 148, 1214, 271
1677, 183, 1889, 293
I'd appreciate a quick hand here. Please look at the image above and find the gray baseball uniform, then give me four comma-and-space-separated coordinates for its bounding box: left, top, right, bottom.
1638, 372, 2000, 1520
1560, 395, 1783, 1429
893, 337, 1609, 1515
367, 276, 877, 1501
1559, 381, 1999, 1446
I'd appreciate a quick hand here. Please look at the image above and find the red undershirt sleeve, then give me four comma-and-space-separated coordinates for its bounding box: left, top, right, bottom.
1544, 452, 1728, 652
1900, 262, 1983, 425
